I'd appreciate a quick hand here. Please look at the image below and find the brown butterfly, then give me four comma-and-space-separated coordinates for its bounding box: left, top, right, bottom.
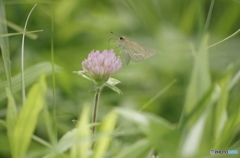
112, 32, 157, 65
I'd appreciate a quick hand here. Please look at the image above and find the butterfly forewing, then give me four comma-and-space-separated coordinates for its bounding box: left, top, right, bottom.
127, 40, 156, 62
123, 52, 131, 65
119, 36, 156, 63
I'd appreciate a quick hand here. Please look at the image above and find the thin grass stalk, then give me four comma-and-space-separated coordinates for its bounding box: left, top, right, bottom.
51, 3, 57, 144
0, 0, 12, 92
21, 4, 37, 103
203, 0, 215, 35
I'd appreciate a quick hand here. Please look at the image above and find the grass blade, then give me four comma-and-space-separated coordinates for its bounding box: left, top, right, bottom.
0, 0, 12, 92
207, 28, 240, 48
41, 106, 57, 146
117, 108, 178, 157
6, 87, 18, 153
115, 139, 151, 158
140, 79, 177, 111
0, 30, 43, 37
229, 66, 240, 90
0, 19, 42, 39
180, 85, 220, 157
50, 3, 58, 144
214, 96, 240, 149
214, 73, 231, 140
0, 62, 62, 102
180, 34, 211, 127
21, 3, 37, 103
11, 75, 47, 158
203, 0, 215, 35
93, 111, 118, 158
70, 105, 91, 158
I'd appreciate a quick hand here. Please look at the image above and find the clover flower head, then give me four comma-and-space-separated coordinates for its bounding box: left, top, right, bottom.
78, 49, 122, 82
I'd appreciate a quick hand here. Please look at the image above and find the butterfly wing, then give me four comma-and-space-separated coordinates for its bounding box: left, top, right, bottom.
120, 38, 156, 62
123, 52, 131, 65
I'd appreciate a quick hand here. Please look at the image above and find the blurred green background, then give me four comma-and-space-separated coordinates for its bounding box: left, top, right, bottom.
1, 0, 240, 157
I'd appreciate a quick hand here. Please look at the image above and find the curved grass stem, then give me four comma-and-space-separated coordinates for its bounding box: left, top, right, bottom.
207, 29, 240, 48
21, 3, 37, 103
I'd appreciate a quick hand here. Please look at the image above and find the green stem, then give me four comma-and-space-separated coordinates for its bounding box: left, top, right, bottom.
92, 88, 102, 134
203, 0, 215, 35
51, 3, 57, 145
21, 4, 37, 103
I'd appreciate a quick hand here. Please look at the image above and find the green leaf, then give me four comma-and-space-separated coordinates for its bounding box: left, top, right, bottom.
105, 83, 122, 95
117, 108, 178, 157
70, 105, 91, 158
183, 34, 211, 115
73, 71, 95, 83
115, 139, 151, 158
0, 0, 12, 92
81, 74, 95, 82
42, 106, 57, 145
105, 78, 122, 94
11, 75, 47, 158
180, 84, 221, 157
182, 85, 221, 129
214, 96, 240, 149
93, 111, 118, 158
6, 87, 18, 149
46, 105, 91, 158
51, 129, 79, 156
0, 62, 62, 102
214, 73, 231, 140
229, 68, 240, 90
180, 34, 211, 131
106, 78, 121, 86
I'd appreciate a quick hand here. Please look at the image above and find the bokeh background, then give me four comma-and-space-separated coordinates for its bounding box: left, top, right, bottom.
1, 0, 240, 157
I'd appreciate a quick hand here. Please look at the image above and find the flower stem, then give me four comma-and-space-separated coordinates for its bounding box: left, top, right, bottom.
92, 88, 101, 134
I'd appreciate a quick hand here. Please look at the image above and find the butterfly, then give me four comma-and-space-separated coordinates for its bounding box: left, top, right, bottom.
111, 32, 157, 65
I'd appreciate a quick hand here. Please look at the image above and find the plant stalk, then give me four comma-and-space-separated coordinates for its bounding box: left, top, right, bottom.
92, 88, 101, 134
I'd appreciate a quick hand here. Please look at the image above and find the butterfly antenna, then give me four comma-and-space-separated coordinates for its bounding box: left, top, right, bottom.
110, 31, 121, 37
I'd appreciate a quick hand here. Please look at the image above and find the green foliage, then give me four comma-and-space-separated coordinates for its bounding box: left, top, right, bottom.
1, 0, 240, 158
183, 35, 211, 116
0, 62, 62, 102
44, 106, 118, 158
117, 108, 179, 157
0, 0, 12, 92
105, 78, 122, 95
92, 111, 118, 158
7, 75, 47, 158
70, 105, 91, 158
6, 87, 17, 144
115, 139, 151, 158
